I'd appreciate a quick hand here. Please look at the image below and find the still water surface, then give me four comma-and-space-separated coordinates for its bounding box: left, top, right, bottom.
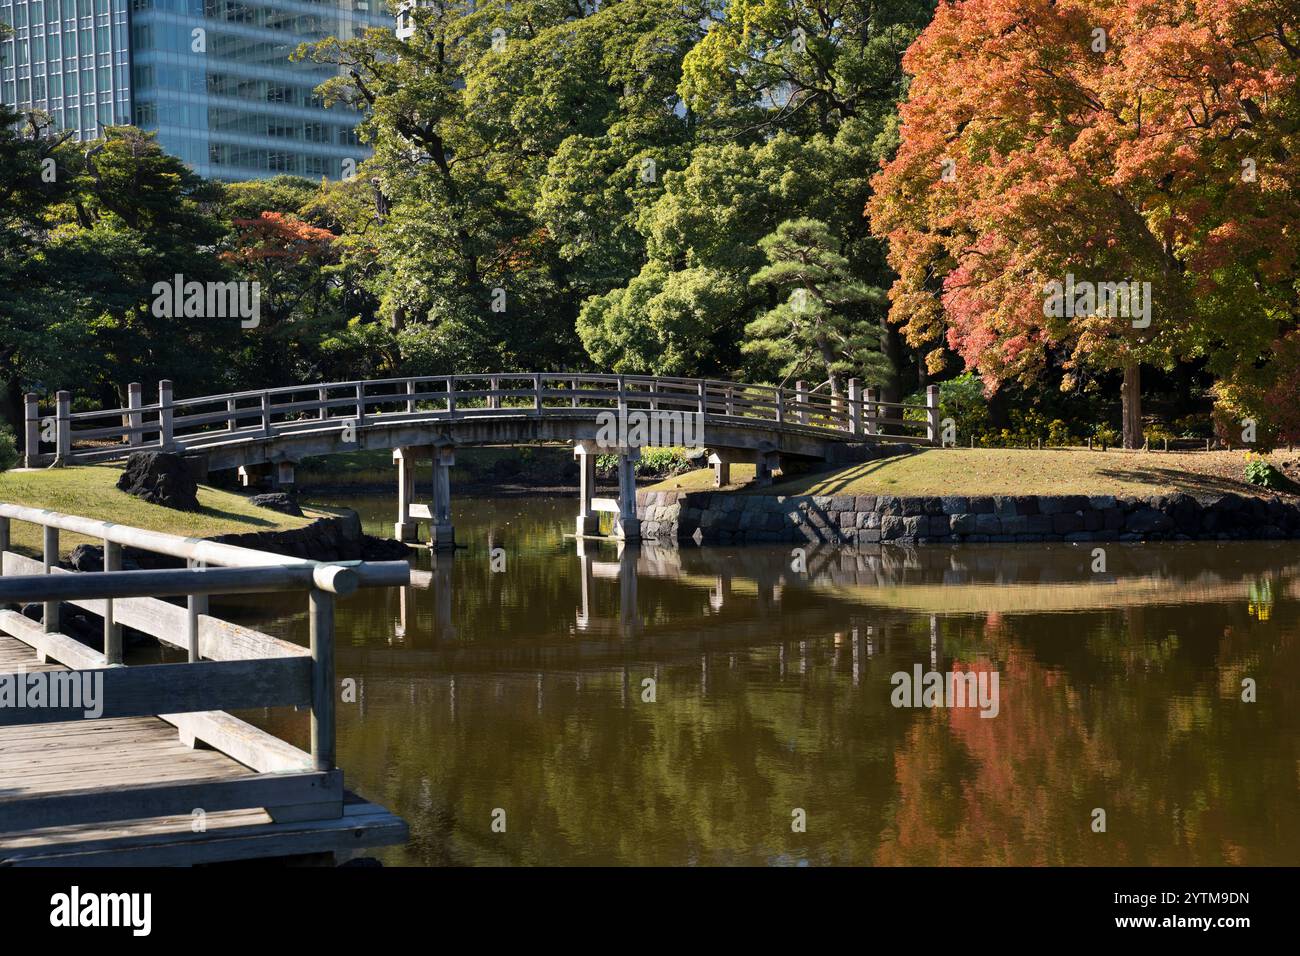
218, 495, 1299, 866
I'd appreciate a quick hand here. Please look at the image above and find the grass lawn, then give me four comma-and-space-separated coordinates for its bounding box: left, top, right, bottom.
647, 447, 1300, 499
0, 465, 321, 559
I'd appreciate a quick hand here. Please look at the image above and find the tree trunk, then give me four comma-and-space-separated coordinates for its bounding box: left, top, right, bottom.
1121, 362, 1142, 449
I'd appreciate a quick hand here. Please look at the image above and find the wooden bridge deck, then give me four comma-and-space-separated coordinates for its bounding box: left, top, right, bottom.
0, 633, 405, 866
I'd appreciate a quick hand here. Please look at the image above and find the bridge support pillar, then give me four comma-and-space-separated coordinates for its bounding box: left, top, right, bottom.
274, 461, 295, 489
394, 448, 418, 543
573, 440, 600, 536
429, 446, 455, 550
754, 450, 780, 486
394, 446, 455, 549
613, 447, 641, 542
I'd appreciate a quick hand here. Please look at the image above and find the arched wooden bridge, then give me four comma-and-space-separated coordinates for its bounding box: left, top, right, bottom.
23, 373, 936, 545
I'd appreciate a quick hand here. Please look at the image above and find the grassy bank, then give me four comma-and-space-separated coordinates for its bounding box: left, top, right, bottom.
0, 465, 320, 559
648, 447, 1300, 499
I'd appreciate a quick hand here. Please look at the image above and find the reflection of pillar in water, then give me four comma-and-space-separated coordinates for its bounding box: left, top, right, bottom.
930, 614, 942, 669
852, 627, 860, 687
866, 625, 874, 657
618, 540, 640, 639
709, 573, 731, 612
778, 643, 786, 680
701, 653, 709, 696
449, 676, 457, 721
537, 672, 543, 713
575, 537, 593, 630
432, 550, 456, 640
799, 640, 807, 674
397, 583, 412, 641
621, 665, 629, 706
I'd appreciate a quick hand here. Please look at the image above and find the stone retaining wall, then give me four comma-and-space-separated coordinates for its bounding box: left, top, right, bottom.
636, 490, 1300, 545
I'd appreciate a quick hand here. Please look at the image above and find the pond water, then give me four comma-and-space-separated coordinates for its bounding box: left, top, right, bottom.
215, 495, 1300, 866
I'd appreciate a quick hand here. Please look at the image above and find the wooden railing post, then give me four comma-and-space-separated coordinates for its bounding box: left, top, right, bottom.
447, 378, 457, 418
406, 379, 416, 414
187, 558, 208, 663
23, 392, 39, 467
127, 383, 143, 447
697, 382, 706, 417
355, 382, 367, 426
54, 390, 71, 466
926, 384, 940, 444
226, 396, 238, 432
309, 587, 336, 772
260, 390, 271, 437
847, 378, 861, 435
158, 380, 174, 450
103, 539, 122, 664
795, 381, 808, 425
534, 374, 542, 412
317, 387, 329, 421
489, 375, 500, 410
43, 525, 59, 634
774, 386, 784, 425
865, 387, 877, 436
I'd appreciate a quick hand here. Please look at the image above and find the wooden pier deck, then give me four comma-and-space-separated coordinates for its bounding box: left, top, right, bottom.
0, 504, 410, 867
0, 634, 404, 867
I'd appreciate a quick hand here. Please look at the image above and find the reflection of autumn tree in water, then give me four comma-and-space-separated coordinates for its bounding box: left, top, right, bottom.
876, 608, 1300, 865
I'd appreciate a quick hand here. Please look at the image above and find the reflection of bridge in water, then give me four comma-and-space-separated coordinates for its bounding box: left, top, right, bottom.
346, 539, 1300, 679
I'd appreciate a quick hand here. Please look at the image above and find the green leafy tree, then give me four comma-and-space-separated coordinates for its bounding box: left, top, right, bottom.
745, 218, 887, 399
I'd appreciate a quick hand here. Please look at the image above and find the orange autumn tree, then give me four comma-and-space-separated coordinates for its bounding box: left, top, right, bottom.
222, 211, 339, 327
868, 0, 1300, 448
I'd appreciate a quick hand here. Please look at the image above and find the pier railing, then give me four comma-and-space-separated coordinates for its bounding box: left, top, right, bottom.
24, 374, 937, 466
0, 503, 409, 832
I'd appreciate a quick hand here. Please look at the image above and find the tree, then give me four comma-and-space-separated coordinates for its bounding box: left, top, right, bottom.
869, 0, 1300, 448
745, 218, 887, 399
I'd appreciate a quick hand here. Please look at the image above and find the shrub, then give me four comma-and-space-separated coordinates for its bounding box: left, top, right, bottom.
1212, 330, 1300, 451
1244, 453, 1288, 489
1092, 425, 1120, 449
0, 424, 18, 471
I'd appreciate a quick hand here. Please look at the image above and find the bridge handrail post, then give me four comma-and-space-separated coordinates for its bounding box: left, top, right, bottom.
43, 525, 59, 633
926, 384, 940, 444
317, 387, 329, 421
865, 387, 877, 436
617, 375, 627, 418
226, 396, 238, 432
309, 586, 336, 771
795, 381, 808, 425
127, 383, 143, 447
23, 392, 40, 467
649, 380, 658, 412
774, 386, 784, 426
571, 378, 579, 408
54, 390, 72, 465
448, 377, 457, 419
490, 376, 500, 410
725, 385, 735, 418
406, 379, 416, 414
355, 382, 367, 427
847, 378, 861, 436
0, 517, 8, 575
697, 382, 706, 418
186, 558, 208, 663
534, 374, 542, 413
104, 539, 123, 664
158, 380, 174, 450
260, 390, 272, 437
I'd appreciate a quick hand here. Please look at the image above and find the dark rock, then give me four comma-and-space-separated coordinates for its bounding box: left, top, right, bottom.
248, 492, 303, 517
1125, 508, 1175, 535
116, 452, 200, 511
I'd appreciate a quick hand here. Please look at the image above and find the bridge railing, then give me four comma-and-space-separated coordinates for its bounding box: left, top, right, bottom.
0, 503, 409, 832
23, 375, 936, 466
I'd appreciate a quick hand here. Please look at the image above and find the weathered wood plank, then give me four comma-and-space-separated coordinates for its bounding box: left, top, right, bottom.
0, 800, 405, 867
0, 655, 311, 726
158, 712, 313, 774
0, 769, 342, 831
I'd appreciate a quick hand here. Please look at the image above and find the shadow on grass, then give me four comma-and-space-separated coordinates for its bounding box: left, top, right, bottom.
760, 452, 919, 496
1094, 466, 1278, 497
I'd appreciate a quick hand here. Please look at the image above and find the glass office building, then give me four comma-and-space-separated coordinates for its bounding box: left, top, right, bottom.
0, 0, 386, 180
